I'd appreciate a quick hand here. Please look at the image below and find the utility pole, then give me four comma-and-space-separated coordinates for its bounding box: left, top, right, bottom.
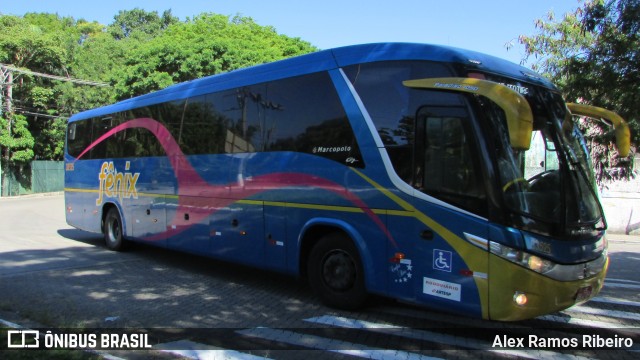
0, 64, 9, 117
0, 66, 4, 118
1, 65, 13, 196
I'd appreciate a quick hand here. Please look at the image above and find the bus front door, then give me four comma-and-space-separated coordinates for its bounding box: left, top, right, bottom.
387, 104, 490, 318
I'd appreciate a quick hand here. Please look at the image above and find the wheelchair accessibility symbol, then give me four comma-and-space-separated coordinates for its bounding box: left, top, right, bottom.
433, 249, 452, 272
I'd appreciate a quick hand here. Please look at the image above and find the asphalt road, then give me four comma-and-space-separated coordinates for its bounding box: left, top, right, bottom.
0, 194, 638, 359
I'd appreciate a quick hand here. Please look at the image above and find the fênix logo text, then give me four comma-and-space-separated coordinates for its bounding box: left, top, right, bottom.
97, 161, 140, 206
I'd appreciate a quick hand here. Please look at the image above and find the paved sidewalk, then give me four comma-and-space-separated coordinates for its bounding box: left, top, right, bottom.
607, 233, 640, 243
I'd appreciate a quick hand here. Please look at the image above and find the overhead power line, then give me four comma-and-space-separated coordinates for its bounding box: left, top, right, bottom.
0, 63, 110, 87
12, 106, 69, 120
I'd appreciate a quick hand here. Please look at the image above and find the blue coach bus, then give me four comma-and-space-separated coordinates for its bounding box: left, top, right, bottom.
65, 43, 630, 321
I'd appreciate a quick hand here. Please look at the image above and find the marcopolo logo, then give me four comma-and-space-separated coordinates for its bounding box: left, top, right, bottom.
96, 161, 140, 206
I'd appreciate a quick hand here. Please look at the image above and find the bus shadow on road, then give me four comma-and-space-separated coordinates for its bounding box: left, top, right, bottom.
57, 228, 103, 246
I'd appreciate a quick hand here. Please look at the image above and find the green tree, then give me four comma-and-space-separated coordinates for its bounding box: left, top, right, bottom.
58, 31, 125, 115
1, 13, 72, 156
112, 14, 317, 98
1, 13, 116, 163
108, 8, 179, 40
0, 115, 35, 163
518, 0, 638, 184
1, 14, 67, 192
0, 113, 35, 195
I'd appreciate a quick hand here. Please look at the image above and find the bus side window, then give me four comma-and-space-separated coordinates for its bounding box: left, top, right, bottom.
181, 95, 226, 155
118, 109, 164, 158
264, 72, 364, 167
153, 100, 186, 149
415, 106, 487, 216
196, 87, 259, 154
90, 117, 113, 159
192, 71, 364, 166
67, 120, 91, 159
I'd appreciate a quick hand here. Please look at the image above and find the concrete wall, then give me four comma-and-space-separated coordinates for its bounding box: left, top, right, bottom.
600, 155, 640, 235
601, 191, 640, 235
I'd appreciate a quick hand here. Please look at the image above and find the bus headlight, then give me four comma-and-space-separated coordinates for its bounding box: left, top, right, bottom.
527, 254, 553, 273
490, 242, 555, 275
489, 241, 607, 281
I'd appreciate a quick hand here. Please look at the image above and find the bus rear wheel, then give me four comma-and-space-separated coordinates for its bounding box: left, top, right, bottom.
104, 207, 125, 251
307, 233, 367, 310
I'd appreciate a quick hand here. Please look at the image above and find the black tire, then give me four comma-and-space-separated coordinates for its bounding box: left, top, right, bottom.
307, 233, 368, 310
104, 207, 125, 251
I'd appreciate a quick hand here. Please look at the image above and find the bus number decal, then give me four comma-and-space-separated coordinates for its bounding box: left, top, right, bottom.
96, 161, 140, 206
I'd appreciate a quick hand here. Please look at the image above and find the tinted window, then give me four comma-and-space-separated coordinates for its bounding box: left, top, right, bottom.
344, 61, 463, 177
415, 106, 487, 216
264, 73, 362, 166
67, 72, 363, 167
343, 61, 455, 147
88, 117, 110, 159
181, 95, 226, 155
119, 126, 164, 158
195, 72, 363, 166
67, 119, 91, 158
344, 61, 488, 215
152, 100, 185, 146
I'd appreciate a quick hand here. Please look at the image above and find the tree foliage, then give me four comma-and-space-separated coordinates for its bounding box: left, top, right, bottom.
112, 14, 316, 98
108, 8, 179, 40
0, 114, 35, 163
518, 0, 638, 184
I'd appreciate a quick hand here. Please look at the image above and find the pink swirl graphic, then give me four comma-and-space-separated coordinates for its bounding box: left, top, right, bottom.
75, 118, 397, 247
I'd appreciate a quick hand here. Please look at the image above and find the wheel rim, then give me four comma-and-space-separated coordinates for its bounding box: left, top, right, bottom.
107, 217, 120, 245
321, 250, 357, 291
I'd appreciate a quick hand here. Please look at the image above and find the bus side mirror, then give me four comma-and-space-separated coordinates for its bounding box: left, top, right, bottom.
403, 77, 534, 150
566, 103, 631, 158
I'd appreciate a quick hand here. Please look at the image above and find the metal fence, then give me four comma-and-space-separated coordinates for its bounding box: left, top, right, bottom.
0, 160, 64, 197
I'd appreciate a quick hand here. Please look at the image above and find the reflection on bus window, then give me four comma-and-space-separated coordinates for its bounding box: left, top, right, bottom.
415, 106, 487, 217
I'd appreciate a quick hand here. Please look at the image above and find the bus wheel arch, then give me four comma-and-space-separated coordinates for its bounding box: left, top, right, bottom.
300, 222, 369, 310
102, 204, 126, 251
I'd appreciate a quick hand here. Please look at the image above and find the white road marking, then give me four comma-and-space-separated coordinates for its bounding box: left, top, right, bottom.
157, 340, 270, 360
237, 327, 442, 360
304, 315, 592, 360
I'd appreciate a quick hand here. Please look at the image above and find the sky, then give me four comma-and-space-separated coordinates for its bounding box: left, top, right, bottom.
1, 0, 583, 65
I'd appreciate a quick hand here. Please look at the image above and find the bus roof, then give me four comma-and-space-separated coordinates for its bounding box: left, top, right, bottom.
69, 42, 555, 123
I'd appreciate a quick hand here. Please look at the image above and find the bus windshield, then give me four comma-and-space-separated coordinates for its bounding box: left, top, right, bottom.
343, 61, 605, 238
479, 77, 604, 237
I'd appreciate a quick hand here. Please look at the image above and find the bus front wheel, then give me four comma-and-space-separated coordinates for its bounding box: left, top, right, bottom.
307, 233, 367, 310
104, 207, 125, 251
